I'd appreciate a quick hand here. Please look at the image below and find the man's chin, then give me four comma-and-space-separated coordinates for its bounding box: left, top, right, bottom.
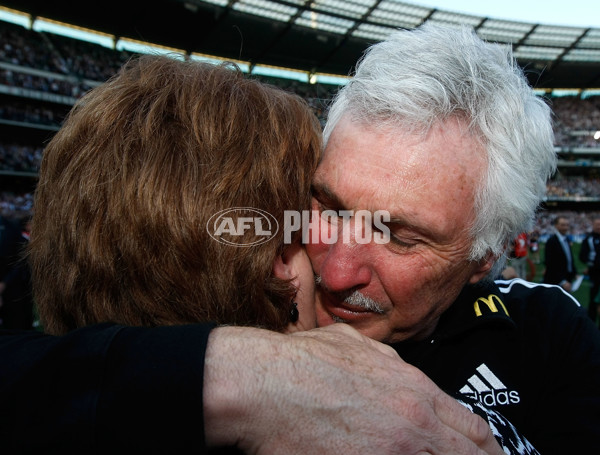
315, 305, 420, 344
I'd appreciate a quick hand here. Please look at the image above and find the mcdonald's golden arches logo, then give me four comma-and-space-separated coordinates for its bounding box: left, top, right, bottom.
473, 294, 509, 317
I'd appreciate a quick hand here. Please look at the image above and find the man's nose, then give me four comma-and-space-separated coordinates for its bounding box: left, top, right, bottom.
319, 218, 373, 292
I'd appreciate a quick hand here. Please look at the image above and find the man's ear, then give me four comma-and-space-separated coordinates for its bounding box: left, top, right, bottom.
272, 243, 301, 280
468, 251, 497, 284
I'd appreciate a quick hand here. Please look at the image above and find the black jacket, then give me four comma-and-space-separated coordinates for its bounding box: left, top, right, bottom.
392, 278, 600, 454
579, 231, 600, 278
543, 233, 577, 284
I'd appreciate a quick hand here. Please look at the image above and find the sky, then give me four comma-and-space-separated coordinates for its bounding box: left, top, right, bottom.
411, 0, 600, 28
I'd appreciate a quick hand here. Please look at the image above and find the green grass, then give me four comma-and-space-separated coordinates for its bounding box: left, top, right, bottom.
527, 241, 591, 310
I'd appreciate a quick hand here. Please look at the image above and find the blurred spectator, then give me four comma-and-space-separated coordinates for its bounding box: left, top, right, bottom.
579, 216, 600, 327
507, 232, 530, 279
543, 216, 578, 292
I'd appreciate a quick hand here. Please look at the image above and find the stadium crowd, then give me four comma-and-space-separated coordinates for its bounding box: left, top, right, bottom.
553, 96, 600, 148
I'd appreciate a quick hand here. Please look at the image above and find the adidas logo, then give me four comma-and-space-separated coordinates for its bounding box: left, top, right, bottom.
458, 363, 520, 407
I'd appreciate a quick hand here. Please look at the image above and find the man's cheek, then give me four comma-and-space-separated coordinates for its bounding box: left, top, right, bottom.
304, 210, 336, 248
305, 234, 329, 273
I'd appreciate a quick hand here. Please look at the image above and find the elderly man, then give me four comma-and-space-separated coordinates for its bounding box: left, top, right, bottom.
308, 24, 600, 454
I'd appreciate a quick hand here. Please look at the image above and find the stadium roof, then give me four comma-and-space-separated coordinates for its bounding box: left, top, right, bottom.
4, 0, 600, 90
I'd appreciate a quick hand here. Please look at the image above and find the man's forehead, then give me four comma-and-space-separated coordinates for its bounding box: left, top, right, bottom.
317, 117, 482, 183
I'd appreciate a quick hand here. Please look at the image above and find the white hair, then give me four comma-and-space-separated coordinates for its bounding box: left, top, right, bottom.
324, 23, 557, 279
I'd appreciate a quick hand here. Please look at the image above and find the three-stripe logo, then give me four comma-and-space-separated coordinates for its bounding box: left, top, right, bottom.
459, 363, 520, 407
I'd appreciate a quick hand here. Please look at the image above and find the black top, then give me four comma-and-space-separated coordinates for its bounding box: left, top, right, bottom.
543, 234, 577, 284
392, 278, 600, 454
580, 231, 600, 274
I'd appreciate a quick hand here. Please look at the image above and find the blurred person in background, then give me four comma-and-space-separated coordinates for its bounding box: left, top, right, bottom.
579, 216, 600, 327
506, 232, 530, 280
543, 215, 577, 291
